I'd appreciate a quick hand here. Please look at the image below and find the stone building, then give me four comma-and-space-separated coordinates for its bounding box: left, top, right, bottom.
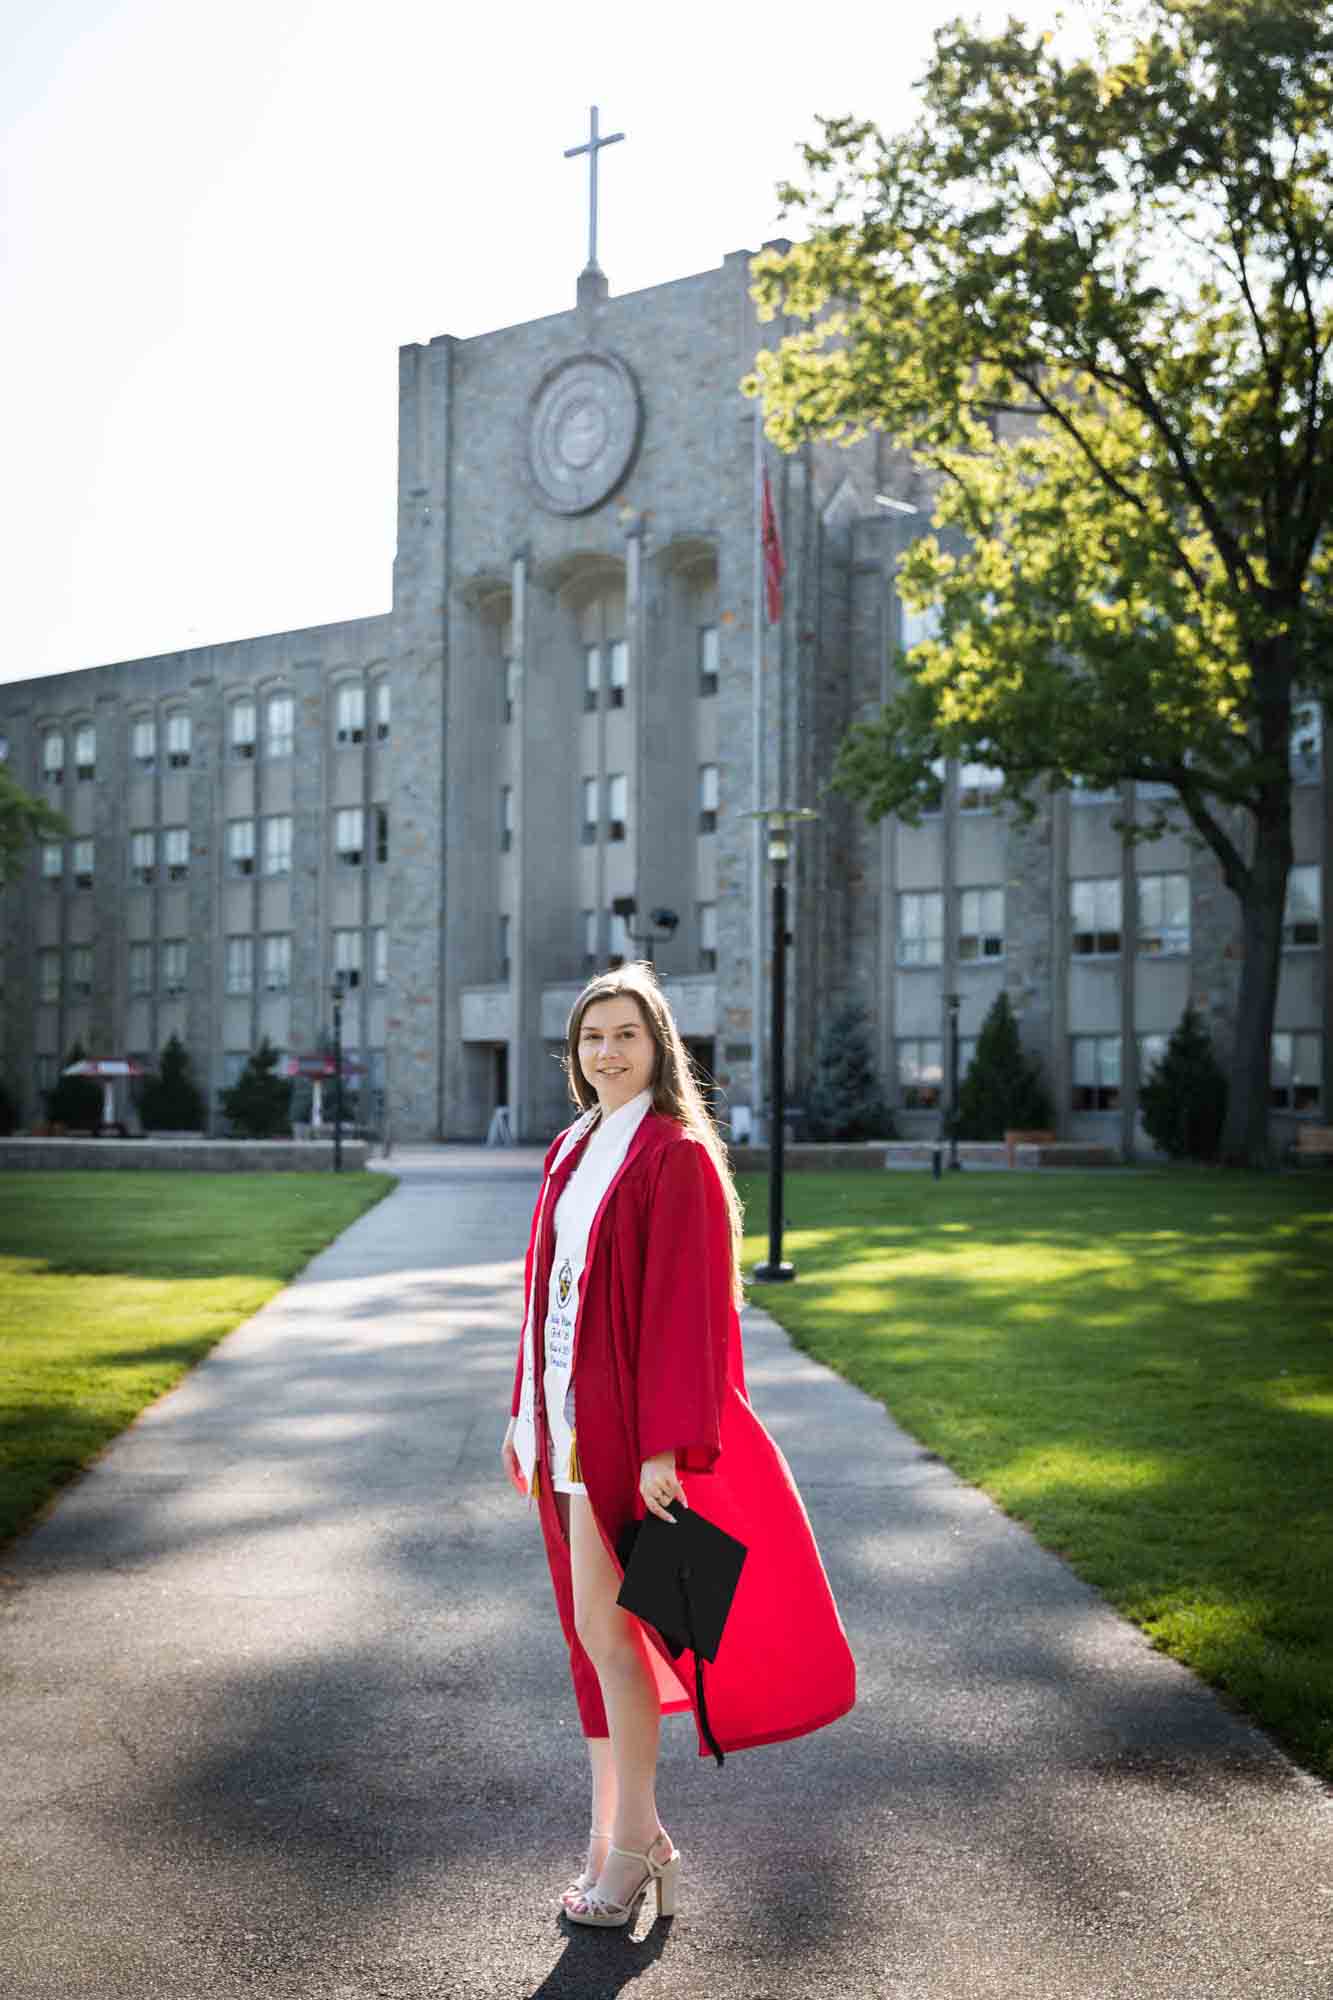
0, 241, 1327, 1152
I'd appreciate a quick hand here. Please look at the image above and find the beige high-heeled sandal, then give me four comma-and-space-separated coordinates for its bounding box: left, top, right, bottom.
561, 1827, 611, 1906
563, 1830, 680, 1928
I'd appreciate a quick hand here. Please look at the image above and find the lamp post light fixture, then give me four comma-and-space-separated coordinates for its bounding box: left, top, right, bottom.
945, 991, 962, 1171
610, 896, 679, 967
744, 805, 819, 1283
330, 970, 347, 1174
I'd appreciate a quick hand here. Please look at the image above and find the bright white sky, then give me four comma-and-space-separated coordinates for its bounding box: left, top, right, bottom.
2, 0, 1032, 686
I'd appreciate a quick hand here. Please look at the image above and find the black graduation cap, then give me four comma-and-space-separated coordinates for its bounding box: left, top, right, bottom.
616, 1502, 748, 1766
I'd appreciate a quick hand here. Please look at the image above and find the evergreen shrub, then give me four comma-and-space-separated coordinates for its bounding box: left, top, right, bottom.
955, 992, 1052, 1140
139, 1034, 206, 1132
1138, 1004, 1228, 1160
220, 1038, 293, 1139
804, 1003, 897, 1141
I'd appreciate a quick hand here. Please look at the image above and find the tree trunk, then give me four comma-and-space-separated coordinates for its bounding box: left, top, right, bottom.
1220, 828, 1290, 1166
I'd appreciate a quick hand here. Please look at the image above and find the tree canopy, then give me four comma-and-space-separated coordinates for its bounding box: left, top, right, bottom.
1, 767, 67, 885
748, 0, 1333, 1163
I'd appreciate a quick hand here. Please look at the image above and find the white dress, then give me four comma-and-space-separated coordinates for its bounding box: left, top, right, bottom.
543, 1087, 654, 1495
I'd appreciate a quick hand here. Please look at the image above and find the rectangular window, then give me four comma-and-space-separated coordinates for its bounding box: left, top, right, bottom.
1136, 777, 1175, 800
336, 684, 366, 744
333, 928, 363, 988
699, 901, 718, 973
1072, 1034, 1121, 1111
70, 945, 93, 998
958, 886, 1005, 961
607, 772, 627, 842
38, 948, 61, 1004
1071, 877, 1122, 957
584, 645, 601, 712
72, 839, 94, 889
163, 826, 189, 882
75, 724, 96, 781
132, 718, 157, 772
230, 701, 257, 760
499, 913, 511, 982
698, 762, 719, 834
898, 1037, 943, 1109
41, 842, 63, 881
161, 938, 188, 996
500, 785, 514, 853
335, 807, 364, 866
225, 935, 254, 995
128, 941, 152, 997
608, 906, 630, 965
227, 819, 256, 877
503, 657, 519, 724
957, 760, 1003, 812
372, 925, 387, 987
581, 776, 599, 846
607, 639, 628, 708
897, 890, 943, 967
699, 625, 719, 698
165, 713, 191, 768
1271, 1031, 1322, 1113
373, 804, 388, 864
1291, 699, 1322, 785
1283, 865, 1321, 949
267, 694, 294, 759
130, 830, 156, 885
582, 907, 597, 972
42, 731, 64, 785
263, 814, 292, 877
262, 933, 291, 992
1137, 872, 1190, 956
374, 680, 390, 741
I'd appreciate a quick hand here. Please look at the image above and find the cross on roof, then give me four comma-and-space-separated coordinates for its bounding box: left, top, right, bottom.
564, 105, 624, 274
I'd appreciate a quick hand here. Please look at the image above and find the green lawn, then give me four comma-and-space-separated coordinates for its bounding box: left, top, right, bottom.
0, 1171, 391, 1551
736, 1168, 1333, 1781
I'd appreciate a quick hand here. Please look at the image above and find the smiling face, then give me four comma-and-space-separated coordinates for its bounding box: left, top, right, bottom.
577, 996, 658, 1115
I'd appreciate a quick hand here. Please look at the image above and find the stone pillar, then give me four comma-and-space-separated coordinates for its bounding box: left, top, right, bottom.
387, 334, 454, 1140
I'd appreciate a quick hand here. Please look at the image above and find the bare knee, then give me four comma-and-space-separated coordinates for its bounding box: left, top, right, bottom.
574, 1597, 640, 1675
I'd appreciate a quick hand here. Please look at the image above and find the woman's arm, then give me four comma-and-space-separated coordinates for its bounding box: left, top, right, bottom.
635, 1137, 728, 1474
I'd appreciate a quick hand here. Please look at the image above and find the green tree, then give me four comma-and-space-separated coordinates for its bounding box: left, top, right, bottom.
1, 767, 67, 885
749, 0, 1333, 1166
219, 1037, 292, 1139
138, 1034, 206, 1132
955, 992, 1053, 1141
1139, 1003, 1229, 1159
43, 1041, 102, 1130
804, 1002, 897, 1140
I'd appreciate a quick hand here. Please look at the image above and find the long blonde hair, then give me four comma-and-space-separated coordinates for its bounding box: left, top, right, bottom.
561, 960, 746, 1310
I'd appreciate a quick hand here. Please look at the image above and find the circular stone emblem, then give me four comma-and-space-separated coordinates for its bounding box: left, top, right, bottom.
528, 351, 642, 515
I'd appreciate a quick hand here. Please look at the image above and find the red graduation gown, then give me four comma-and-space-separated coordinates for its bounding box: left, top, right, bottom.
511, 1107, 857, 1756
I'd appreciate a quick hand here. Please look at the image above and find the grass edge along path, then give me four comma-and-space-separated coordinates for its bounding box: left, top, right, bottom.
735, 1168, 1333, 1786
0, 1169, 393, 1553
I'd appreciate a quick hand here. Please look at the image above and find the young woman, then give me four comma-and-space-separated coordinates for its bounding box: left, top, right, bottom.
502, 962, 856, 1929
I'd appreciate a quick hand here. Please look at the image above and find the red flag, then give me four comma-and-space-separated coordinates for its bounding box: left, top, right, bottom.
761, 465, 785, 624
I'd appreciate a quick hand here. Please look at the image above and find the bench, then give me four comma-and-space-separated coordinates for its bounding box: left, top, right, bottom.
1293, 1124, 1333, 1162
1004, 1128, 1057, 1168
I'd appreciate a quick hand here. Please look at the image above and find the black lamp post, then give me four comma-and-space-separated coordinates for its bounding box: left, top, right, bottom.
747, 805, 818, 1283
330, 971, 346, 1174
945, 991, 962, 1171
610, 896, 679, 967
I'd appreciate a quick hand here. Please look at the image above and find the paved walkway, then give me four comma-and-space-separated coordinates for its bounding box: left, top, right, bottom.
2, 1147, 1330, 2000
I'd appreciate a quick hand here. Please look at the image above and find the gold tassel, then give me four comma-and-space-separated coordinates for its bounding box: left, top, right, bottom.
567, 1431, 582, 1483
530, 1456, 541, 1500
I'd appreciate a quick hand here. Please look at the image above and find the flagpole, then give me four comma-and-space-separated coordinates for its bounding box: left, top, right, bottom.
751, 400, 766, 1145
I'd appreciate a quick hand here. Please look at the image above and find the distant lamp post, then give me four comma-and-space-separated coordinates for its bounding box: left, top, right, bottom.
611, 896, 679, 967
745, 805, 819, 1283
330, 971, 347, 1173
945, 991, 962, 1171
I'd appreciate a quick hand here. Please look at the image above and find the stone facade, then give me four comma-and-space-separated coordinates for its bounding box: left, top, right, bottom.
0, 248, 1328, 1154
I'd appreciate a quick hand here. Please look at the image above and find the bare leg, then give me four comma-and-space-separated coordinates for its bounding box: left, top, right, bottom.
567, 1493, 671, 1911
553, 1491, 617, 1885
